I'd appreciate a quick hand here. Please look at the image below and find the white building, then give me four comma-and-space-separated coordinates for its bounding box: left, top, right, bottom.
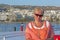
0, 12, 17, 22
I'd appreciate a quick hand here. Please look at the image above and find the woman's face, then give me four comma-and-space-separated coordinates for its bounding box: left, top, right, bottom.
34, 9, 43, 22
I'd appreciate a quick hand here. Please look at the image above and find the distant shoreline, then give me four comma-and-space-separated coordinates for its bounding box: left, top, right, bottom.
0, 22, 60, 24
0, 22, 28, 24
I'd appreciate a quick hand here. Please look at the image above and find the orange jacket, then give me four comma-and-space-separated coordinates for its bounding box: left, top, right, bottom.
25, 21, 54, 40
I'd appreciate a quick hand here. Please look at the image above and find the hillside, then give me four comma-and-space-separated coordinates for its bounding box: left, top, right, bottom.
0, 4, 60, 10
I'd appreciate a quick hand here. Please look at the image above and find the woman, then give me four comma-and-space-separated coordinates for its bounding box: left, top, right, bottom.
25, 7, 54, 40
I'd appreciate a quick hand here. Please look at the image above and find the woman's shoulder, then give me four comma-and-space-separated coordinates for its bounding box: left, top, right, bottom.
27, 21, 34, 24
26, 21, 33, 29
26, 21, 33, 26
43, 20, 51, 27
43, 20, 50, 23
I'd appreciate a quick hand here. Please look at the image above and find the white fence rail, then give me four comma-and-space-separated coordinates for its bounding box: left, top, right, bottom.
0, 31, 25, 40
0, 31, 60, 40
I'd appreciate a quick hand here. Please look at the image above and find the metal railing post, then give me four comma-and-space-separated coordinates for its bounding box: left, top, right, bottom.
3, 36, 6, 40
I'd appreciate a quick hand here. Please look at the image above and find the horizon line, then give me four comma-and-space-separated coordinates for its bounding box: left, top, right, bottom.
0, 3, 60, 7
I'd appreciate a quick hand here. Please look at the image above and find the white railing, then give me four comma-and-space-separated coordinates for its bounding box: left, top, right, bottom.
0, 31, 25, 40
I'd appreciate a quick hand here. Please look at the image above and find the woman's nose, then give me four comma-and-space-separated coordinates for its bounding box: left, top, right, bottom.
37, 16, 40, 18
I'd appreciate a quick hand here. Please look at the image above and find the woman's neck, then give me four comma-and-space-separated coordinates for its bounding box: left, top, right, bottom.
34, 20, 43, 27
35, 20, 42, 23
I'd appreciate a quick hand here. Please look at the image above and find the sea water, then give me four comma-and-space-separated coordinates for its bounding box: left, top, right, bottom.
0, 22, 60, 40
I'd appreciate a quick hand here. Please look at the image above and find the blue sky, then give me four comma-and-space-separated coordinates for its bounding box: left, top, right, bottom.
0, 0, 60, 6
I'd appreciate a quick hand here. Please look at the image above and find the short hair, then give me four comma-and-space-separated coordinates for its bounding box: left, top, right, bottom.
34, 7, 44, 14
